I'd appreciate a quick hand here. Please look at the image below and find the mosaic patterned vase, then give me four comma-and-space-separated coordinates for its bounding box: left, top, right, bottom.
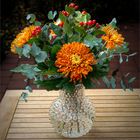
49, 84, 95, 138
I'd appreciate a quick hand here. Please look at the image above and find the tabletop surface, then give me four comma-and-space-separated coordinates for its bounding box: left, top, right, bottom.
0, 89, 140, 140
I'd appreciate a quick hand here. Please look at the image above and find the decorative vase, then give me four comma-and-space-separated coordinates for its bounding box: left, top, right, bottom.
49, 84, 95, 138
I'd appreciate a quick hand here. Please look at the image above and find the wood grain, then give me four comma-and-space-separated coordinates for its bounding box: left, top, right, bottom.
0, 89, 140, 140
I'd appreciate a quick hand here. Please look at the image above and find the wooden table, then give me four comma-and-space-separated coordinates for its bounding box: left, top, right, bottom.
0, 89, 140, 140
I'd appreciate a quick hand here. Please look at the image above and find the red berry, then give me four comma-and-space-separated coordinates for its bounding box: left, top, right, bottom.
82, 11, 87, 14
87, 20, 93, 26
69, 3, 75, 8
32, 26, 41, 37
92, 20, 96, 25
79, 22, 84, 26
74, 5, 79, 10
58, 22, 64, 27
96, 23, 100, 28
61, 11, 69, 16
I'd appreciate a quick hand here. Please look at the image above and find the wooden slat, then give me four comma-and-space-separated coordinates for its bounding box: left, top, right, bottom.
13, 112, 140, 118
18, 99, 140, 104
0, 89, 139, 140
0, 91, 21, 140
6, 132, 140, 138
10, 122, 140, 128
15, 107, 140, 113
12, 116, 140, 122
6, 138, 140, 140
17, 103, 140, 108
8, 126, 140, 133
27, 95, 139, 100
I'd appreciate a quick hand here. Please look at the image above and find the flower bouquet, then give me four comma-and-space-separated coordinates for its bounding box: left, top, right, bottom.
11, 2, 136, 138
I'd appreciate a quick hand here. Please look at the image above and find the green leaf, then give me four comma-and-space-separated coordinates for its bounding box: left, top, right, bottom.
48, 11, 57, 20
83, 76, 96, 89
43, 66, 59, 75
31, 42, 41, 56
69, 34, 81, 42
56, 78, 69, 88
11, 64, 38, 79
65, 5, 75, 14
22, 44, 31, 58
128, 77, 136, 83
59, 13, 67, 22
16, 47, 23, 56
36, 78, 62, 90
34, 21, 42, 26
25, 86, 32, 92
37, 62, 48, 70
129, 52, 137, 57
35, 51, 47, 63
75, 11, 91, 22
115, 43, 129, 53
109, 18, 117, 28
50, 23, 62, 36
126, 56, 129, 62
119, 54, 123, 63
120, 80, 126, 91
110, 77, 116, 89
20, 92, 28, 102
102, 76, 110, 88
26, 14, 36, 23
73, 26, 86, 36
63, 21, 73, 37
84, 34, 102, 49
51, 45, 61, 59
93, 30, 105, 36
63, 82, 75, 94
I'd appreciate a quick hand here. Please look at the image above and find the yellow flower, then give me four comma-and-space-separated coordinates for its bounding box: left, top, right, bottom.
101, 25, 124, 49
11, 25, 39, 53
55, 42, 96, 82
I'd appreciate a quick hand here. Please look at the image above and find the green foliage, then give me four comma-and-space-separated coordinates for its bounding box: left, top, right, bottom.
65, 5, 75, 14
83, 76, 96, 89
84, 34, 102, 49
25, 86, 33, 92
63, 82, 75, 94
51, 45, 61, 59
31, 42, 47, 63
11, 64, 38, 79
11, 4, 136, 92
36, 78, 62, 90
119, 53, 123, 63
63, 21, 73, 37
50, 23, 62, 36
128, 77, 136, 84
22, 44, 31, 58
75, 11, 91, 22
109, 18, 117, 28
34, 21, 42, 26
26, 14, 36, 23
48, 11, 57, 20
20, 92, 28, 102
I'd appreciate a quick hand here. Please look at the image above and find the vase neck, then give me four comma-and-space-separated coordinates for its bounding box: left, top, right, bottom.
59, 84, 85, 103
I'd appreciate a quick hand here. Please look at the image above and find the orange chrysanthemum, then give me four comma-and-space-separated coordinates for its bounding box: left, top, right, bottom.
11, 25, 41, 53
101, 25, 124, 49
55, 42, 96, 82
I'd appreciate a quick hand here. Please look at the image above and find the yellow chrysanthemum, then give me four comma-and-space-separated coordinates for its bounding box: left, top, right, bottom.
11, 25, 39, 53
55, 42, 96, 82
101, 25, 124, 49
